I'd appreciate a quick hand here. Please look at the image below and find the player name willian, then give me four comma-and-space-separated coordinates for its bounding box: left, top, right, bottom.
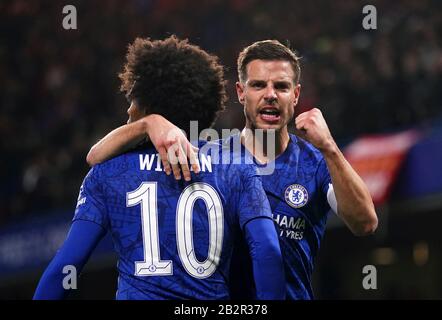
139, 154, 213, 172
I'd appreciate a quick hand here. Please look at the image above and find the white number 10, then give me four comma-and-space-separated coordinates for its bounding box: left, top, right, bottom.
127, 182, 224, 279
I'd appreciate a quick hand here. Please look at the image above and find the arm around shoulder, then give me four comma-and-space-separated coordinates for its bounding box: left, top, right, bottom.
86, 117, 150, 166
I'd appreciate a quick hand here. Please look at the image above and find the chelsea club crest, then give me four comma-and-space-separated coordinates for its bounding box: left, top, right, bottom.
284, 184, 308, 208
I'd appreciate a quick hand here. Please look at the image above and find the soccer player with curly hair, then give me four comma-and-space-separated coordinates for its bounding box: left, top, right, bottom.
34, 36, 285, 300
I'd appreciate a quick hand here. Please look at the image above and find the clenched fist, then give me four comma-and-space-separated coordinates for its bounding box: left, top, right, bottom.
294, 108, 337, 153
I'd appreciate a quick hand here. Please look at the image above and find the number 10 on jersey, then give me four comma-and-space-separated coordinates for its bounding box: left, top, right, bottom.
127, 182, 224, 279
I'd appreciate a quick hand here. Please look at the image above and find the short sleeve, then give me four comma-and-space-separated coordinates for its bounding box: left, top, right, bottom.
237, 165, 273, 230
73, 166, 109, 228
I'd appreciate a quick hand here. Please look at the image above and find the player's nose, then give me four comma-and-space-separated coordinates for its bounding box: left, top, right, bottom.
263, 84, 277, 100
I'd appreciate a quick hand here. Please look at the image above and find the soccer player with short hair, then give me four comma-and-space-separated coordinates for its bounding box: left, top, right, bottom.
86, 39, 378, 300
231, 40, 378, 299
33, 36, 285, 300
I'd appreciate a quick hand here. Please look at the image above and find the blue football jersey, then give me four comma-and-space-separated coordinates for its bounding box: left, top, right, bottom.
228, 133, 332, 300
73, 140, 273, 300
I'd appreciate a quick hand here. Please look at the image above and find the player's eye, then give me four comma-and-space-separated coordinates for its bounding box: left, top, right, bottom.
275, 83, 290, 91
250, 81, 265, 89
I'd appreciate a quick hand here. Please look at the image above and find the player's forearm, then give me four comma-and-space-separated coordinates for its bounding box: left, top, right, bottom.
86, 119, 148, 166
322, 144, 378, 236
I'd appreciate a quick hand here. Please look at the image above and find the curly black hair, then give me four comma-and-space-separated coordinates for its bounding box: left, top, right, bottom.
119, 35, 227, 135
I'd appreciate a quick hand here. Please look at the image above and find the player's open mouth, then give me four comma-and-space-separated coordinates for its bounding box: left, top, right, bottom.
259, 107, 280, 122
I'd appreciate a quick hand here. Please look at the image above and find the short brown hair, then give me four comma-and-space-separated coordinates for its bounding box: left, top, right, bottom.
119, 35, 227, 134
237, 40, 301, 84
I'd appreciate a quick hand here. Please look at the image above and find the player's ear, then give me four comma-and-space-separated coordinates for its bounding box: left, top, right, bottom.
136, 99, 150, 116
293, 83, 301, 106
236, 81, 245, 105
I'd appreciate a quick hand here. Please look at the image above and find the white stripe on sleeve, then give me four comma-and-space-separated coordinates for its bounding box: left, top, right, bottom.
327, 183, 338, 214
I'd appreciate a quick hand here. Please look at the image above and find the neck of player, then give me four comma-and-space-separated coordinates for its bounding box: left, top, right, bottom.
241, 126, 290, 164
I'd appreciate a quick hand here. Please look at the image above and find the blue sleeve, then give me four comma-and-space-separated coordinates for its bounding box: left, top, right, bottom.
74, 166, 109, 228
244, 218, 286, 300
317, 158, 332, 197
238, 165, 273, 229
316, 158, 332, 213
33, 220, 106, 300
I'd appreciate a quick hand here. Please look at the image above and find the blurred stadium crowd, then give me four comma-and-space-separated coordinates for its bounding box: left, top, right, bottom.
1, 0, 441, 226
